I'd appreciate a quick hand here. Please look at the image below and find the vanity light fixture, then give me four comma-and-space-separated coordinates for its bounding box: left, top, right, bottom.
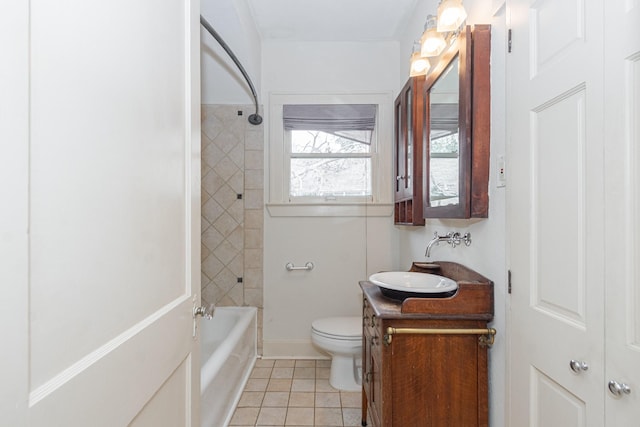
407, 0, 467, 77
410, 41, 431, 77
436, 0, 468, 33
420, 15, 447, 57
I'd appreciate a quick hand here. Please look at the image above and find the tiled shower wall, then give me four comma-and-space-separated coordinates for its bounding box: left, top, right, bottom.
201, 104, 264, 350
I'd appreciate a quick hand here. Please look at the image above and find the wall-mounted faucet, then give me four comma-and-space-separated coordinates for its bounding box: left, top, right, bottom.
425, 231, 472, 258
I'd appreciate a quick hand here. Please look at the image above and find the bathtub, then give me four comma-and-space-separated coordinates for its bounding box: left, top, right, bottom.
200, 306, 257, 427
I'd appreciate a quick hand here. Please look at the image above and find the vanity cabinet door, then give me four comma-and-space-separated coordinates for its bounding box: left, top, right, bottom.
362, 300, 382, 427
423, 25, 491, 219
394, 77, 425, 225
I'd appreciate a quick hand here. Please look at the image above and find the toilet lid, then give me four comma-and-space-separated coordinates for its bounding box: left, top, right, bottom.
311, 316, 361, 338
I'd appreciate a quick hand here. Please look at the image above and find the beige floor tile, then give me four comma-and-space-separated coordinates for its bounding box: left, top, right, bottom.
256, 407, 287, 425
342, 408, 361, 426
294, 360, 316, 368
271, 367, 294, 379
238, 391, 264, 407
274, 359, 295, 368
288, 392, 315, 407
291, 379, 315, 392
251, 367, 273, 378
245, 378, 269, 392
315, 407, 343, 426
315, 379, 338, 392
285, 407, 314, 426
316, 359, 331, 368
255, 358, 275, 368
293, 367, 315, 379
316, 367, 330, 379
267, 378, 292, 392
236, 360, 364, 427
339, 392, 362, 408
315, 392, 341, 408
229, 407, 260, 425
263, 391, 290, 407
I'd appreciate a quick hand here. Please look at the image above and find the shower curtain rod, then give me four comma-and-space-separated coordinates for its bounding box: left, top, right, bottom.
200, 15, 263, 125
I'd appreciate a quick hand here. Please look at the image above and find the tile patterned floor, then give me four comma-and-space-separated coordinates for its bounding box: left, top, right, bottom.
229, 359, 362, 427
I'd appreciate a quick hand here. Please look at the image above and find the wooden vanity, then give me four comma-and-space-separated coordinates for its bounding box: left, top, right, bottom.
360, 262, 494, 427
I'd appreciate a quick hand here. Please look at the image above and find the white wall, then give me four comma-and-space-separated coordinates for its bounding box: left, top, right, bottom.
397, 1, 507, 426
261, 40, 401, 356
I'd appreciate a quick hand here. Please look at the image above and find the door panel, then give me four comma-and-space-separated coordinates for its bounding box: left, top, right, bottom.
531, 367, 586, 426
29, 300, 192, 426
532, 87, 587, 326
530, 0, 585, 77
604, 0, 640, 424
507, 0, 605, 425
129, 358, 190, 427
1, 0, 201, 424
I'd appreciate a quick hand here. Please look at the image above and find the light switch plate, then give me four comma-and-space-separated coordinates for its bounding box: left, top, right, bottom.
497, 155, 506, 188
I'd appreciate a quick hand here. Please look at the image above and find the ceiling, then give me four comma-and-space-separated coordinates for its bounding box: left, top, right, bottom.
245, 0, 420, 42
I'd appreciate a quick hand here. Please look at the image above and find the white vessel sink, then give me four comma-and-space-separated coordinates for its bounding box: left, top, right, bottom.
368, 271, 458, 294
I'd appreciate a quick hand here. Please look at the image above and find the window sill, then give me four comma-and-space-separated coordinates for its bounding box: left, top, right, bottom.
266, 203, 394, 217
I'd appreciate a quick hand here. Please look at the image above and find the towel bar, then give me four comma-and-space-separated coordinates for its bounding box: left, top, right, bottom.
384, 326, 496, 347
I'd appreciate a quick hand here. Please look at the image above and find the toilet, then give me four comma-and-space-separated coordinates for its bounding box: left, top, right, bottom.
311, 316, 362, 391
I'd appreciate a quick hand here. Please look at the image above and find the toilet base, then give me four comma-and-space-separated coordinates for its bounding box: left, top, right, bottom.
329, 354, 362, 392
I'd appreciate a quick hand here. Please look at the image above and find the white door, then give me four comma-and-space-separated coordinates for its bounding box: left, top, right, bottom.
0, 0, 201, 425
507, 0, 606, 425
604, 0, 640, 424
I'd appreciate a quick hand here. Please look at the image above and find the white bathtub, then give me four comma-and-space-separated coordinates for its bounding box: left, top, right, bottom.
200, 306, 257, 427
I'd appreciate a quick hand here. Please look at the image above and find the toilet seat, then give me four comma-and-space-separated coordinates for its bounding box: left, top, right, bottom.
311, 317, 361, 340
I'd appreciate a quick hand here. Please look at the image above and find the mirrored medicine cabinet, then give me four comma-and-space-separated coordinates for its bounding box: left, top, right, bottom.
393, 24, 491, 224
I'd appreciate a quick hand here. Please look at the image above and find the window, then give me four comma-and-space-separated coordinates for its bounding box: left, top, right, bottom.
284, 104, 376, 201
268, 93, 393, 217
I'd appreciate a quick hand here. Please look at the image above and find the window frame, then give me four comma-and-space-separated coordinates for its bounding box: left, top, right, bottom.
267, 92, 394, 217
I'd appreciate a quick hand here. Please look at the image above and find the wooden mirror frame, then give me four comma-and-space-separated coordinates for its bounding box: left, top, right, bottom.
422, 25, 491, 219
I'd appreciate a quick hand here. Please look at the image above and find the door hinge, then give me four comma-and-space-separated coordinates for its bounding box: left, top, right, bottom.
508, 29, 512, 53
508, 269, 512, 294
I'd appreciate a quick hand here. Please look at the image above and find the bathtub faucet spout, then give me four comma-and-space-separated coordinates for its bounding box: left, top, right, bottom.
194, 303, 216, 319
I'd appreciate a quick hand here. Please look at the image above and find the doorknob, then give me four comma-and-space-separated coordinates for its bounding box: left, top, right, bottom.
193, 303, 215, 319
569, 359, 589, 374
608, 380, 631, 397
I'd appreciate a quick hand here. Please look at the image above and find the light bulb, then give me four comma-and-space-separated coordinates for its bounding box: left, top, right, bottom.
437, 0, 467, 32
410, 52, 430, 77
420, 28, 447, 57
419, 15, 446, 58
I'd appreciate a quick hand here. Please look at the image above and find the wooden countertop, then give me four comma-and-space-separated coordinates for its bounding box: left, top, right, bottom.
360, 264, 494, 321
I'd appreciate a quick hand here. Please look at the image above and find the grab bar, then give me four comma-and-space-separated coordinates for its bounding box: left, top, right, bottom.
384, 327, 496, 347
285, 262, 314, 271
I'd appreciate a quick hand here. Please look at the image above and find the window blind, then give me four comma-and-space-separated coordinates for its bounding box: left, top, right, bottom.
283, 104, 376, 132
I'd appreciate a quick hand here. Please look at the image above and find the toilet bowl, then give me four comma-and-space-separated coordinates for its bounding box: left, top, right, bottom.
311, 316, 362, 391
